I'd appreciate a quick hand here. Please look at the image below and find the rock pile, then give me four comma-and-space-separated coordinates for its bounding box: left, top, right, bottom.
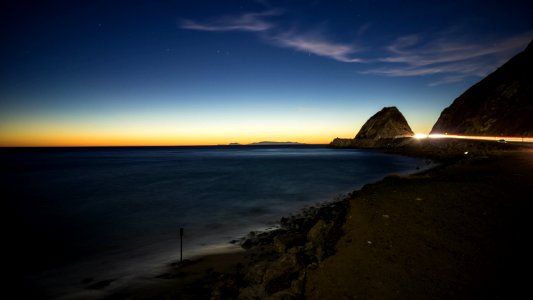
209, 199, 349, 299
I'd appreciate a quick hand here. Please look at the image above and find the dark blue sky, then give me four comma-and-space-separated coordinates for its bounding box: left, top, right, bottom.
1, 0, 532, 145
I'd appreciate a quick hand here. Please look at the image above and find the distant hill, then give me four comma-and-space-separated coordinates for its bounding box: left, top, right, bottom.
331, 106, 413, 148
431, 40, 533, 137
248, 141, 304, 145
221, 141, 305, 146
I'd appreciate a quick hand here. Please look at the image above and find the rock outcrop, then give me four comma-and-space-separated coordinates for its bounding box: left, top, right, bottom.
329, 138, 355, 148
431, 40, 533, 137
330, 106, 414, 148
354, 106, 414, 140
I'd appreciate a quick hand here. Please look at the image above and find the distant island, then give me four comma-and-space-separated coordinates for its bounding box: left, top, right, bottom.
223, 141, 305, 146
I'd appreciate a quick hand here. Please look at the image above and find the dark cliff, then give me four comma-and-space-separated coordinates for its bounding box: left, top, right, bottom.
431, 40, 533, 137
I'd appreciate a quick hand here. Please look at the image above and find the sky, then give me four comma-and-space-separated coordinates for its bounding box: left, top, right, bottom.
1, 0, 532, 146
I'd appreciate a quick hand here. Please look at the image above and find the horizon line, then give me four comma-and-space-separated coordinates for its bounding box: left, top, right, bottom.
0, 143, 328, 148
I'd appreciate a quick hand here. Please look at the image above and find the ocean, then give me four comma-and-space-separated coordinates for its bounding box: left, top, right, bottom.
1, 145, 427, 298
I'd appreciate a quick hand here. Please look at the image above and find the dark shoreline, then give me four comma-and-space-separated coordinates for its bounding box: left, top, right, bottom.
102, 186, 354, 300
6, 144, 428, 300
44, 139, 532, 299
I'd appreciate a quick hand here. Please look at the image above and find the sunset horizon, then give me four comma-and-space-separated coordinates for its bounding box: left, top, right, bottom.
2, 1, 532, 147
3, 1, 533, 299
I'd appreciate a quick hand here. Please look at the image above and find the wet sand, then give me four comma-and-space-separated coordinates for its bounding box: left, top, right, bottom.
102, 249, 247, 300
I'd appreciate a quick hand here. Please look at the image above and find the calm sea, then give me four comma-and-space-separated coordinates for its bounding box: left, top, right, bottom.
1, 145, 427, 298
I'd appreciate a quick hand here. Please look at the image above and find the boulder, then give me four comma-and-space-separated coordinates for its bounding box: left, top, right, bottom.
273, 233, 306, 253
262, 248, 304, 294
306, 220, 335, 261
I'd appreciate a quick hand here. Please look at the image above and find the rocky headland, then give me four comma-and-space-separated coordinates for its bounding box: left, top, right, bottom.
431, 40, 533, 137
330, 106, 414, 149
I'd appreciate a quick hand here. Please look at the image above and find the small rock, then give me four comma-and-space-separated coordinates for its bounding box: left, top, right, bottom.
209, 274, 239, 300
273, 233, 305, 253
306, 220, 335, 261
238, 285, 267, 300
262, 252, 303, 294
289, 270, 307, 297
242, 261, 269, 285
269, 290, 299, 300
241, 238, 258, 249
307, 220, 334, 244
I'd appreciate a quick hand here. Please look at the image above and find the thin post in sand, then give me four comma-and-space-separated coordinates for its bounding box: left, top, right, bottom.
180, 227, 184, 263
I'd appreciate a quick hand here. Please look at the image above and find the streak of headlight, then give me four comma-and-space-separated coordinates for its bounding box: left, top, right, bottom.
427, 134, 533, 143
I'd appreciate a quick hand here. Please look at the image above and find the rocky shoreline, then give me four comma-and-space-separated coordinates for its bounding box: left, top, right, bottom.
103, 166, 356, 300
207, 198, 350, 299
201, 139, 530, 299
104, 140, 531, 300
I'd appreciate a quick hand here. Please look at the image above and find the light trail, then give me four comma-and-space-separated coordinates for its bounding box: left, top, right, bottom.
413, 133, 533, 143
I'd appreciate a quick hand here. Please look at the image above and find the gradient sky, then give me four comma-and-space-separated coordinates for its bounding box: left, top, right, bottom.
1, 0, 532, 146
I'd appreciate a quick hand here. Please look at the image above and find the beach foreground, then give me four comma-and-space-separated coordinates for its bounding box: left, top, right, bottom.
305, 147, 533, 299
106, 142, 532, 299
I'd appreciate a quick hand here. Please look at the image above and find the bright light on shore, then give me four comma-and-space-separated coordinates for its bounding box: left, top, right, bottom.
427, 134, 533, 143
414, 133, 428, 139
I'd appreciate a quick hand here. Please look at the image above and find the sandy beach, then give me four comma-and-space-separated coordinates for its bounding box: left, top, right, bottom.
97, 141, 532, 299
305, 147, 533, 299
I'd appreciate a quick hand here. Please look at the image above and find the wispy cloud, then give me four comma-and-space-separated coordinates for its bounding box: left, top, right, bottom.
382, 34, 531, 66
181, 9, 364, 63
268, 32, 363, 63
363, 32, 532, 84
181, 9, 531, 84
428, 75, 477, 87
356, 22, 372, 37
361, 61, 497, 77
180, 9, 282, 32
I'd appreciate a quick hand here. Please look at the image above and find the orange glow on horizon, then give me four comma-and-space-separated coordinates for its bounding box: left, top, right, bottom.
0, 137, 333, 147
0, 114, 433, 147
0, 118, 343, 146
0, 129, 337, 147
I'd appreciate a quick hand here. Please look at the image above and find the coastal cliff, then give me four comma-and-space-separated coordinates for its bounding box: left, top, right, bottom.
330, 106, 414, 148
431, 40, 533, 137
